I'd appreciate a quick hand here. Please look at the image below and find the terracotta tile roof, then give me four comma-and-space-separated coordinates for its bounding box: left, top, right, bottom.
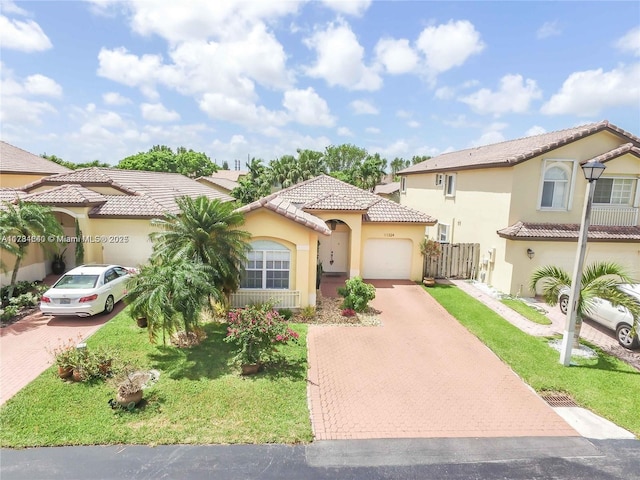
586, 143, 640, 164
401, 120, 640, 174
237, 195, 331, 235
1, 141, 71, 175
89, 196, 167, 218
373, 182, 400, 195
272, 174, 436, 224
22, 167, 234, 217
197, 176, 240, 192
0, 188, 26, 202
20, 184, 106, 206
497, 221, 640, 242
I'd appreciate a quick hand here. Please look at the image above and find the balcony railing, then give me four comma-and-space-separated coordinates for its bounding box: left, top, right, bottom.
230, 289, 301, 309
591, 205, 638, 227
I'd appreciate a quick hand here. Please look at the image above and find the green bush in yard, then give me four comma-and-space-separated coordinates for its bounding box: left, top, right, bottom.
338, 276, 375, 312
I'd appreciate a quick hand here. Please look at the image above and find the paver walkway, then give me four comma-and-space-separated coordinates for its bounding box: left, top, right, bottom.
307, 280, 578, 440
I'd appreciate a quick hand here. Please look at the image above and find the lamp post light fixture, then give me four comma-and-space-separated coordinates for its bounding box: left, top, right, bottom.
559, 160, 606, 366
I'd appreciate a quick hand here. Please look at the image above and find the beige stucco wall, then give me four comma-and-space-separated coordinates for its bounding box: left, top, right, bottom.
88, 218, 156, 268
242, 208, 324, 307
0, 172, 48, 189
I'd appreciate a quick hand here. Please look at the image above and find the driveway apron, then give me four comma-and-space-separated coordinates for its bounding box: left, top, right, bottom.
307, 281, 577, 440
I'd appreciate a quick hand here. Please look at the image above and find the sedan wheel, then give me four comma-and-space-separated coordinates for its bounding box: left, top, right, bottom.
559, 295, 569, 314
616, 324, 639, 349
104, 295, 115, 314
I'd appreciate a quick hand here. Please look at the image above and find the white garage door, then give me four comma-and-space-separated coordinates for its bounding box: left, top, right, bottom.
362, 239, 413, 279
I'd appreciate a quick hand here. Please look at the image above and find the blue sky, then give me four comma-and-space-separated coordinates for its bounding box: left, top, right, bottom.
1, 0, 639, 167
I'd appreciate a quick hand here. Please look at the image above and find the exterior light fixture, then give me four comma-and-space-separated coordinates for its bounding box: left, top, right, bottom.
526, 248, 535, 260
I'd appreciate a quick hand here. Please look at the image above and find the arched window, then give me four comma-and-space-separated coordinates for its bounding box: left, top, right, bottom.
540, 163, 571, 209
240, 240, 290, 289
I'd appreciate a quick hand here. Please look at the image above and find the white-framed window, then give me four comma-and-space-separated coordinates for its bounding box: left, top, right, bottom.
241, 240, 290, 289
437, 223, 450, 243
435, 173, 443, 186
400, 176, 407, 194
538, 160, 576, 210
594, 177, 636, 205
444, 173, 456, 197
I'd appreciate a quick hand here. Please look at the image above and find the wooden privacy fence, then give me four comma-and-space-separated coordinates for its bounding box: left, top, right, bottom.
423, 243, 480, 279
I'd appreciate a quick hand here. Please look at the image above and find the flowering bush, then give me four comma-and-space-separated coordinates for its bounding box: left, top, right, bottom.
341, 308, 357, 317
224, 302, 299, 365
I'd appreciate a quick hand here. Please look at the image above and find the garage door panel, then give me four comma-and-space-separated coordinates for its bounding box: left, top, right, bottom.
363, 239, 412, 279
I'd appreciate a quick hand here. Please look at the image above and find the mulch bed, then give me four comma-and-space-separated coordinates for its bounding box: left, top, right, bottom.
293, 293, 381, 326
0, 306, 39, 328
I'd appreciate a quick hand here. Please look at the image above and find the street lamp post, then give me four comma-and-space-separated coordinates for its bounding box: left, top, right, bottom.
560, 160, 606, 366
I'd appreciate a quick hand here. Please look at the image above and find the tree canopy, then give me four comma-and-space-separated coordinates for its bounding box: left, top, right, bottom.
42, 154, 110, 170
117, 145, 218, 178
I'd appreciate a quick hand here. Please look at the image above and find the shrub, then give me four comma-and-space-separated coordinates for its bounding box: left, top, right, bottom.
170, 327, 207, 348
278, 308, 293, 320
0, 306, 18, 322
341, 308, 356, 317
8, 292, 39, 308
224, 302, 299, 365
300, 305, 316, 320
337, 276, 376, 312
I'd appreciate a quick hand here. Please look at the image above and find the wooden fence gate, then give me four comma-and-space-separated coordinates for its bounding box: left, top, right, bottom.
423, 243, 480, 279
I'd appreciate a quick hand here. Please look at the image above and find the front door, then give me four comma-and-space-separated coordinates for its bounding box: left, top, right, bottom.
319, 231, 348, 273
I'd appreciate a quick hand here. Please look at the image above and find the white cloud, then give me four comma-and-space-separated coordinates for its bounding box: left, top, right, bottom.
0, 95, 56, 126
320, 0, 371, 17
103, 92, 131, 105
371, 139, 410, 158
337, 127, 353, 137
0, 15, 52, 52
24, 74, 63, 97
470, 130, 506, 147
141, 102, 181, 122
396, 110, 411, 119
536, 21, 561, 39
374, 37, 419, 74
350, 99, 378, 115
1, 1, 28, 15
435, 86, 455, 100
615, 26, 640, 57
407, 120, 420, 128
525, 125, 547, 137
199, 93, 287, 134
304, 20, 382, 91
97, 47, 167, 99
283, 88, 336, 127
541, 63, 640, 116
365, 127, 381, 134
459, 74, 542, 116
416, 20, 485, 76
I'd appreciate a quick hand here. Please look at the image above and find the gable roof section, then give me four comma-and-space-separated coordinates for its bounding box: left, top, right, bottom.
497, 222, 640, 242
21, 167, 234, 217
0, 188, 26, 202
587, 142, 640, 164
271, 174, 435, 224
19, 184, 107, 206
207, 170, 247, 181
237, 195, 332, 235
401, 120, 640, 175
0, 141, 71, 175
373, 182, 400, 195
197, 176, 240, 192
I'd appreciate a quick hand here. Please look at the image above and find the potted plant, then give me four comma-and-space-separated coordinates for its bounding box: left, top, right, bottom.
113, 367, 147, 408
419, 238, 442, 286
224, 302, 299, 375
51, 247, 67, 275
48, 336, 82, 379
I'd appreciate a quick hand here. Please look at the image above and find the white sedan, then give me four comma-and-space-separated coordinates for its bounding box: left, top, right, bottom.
40, 264, 136, 317
559, 284, 640, 349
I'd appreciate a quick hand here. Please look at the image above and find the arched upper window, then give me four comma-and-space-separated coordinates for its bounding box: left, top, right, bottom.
240, 240, 290, 290
540, 162, 573, 209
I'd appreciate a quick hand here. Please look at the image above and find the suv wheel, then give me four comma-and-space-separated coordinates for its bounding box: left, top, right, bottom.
616, 323, 639, 349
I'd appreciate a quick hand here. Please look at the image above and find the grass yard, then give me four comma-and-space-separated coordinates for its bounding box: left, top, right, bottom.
0, 311, 313, 448
500, 297, 552, 325
425, 284, 640, 437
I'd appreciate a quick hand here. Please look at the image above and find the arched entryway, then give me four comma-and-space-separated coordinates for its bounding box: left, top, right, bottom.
51, 210, 80, 272
318, 219, 350, 274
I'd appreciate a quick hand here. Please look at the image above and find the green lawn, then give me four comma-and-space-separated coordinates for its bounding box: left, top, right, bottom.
425, 284, 640, 437
0, 311, 312, 448
500, 297, 552, 325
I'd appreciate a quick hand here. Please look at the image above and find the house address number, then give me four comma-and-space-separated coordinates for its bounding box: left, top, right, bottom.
383, 233, 395, 237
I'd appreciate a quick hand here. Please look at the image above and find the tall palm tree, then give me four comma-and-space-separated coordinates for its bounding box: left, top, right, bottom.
126, 261, 220, 344
0, 200, 63, 298
149, 196, 251, 296
530, 261, 640, 348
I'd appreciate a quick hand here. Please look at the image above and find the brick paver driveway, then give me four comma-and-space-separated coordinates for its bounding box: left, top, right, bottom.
307, 281, 577, 440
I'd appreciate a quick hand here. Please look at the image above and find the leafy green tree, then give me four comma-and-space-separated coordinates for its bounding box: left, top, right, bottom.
222, 160, 230, 170
0, 200, 63, 298
126, 260, 220, 344
530, 262, 640, 348
411, 155, 431, 165
117, 145, 217, 177
323, 144, 368, 173
390, 157, 410, 177
149, 196, 251, 296
353, 153, 386, 191
231, 158, 271, 204
41, 154, 110, 169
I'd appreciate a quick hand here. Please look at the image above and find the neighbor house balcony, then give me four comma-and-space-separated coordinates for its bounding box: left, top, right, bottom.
230, 289, 301, 309
591, 205, 639, 227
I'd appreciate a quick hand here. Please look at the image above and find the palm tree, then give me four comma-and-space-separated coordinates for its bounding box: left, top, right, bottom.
149, 196, 251, 297
530, 261, 640, 348
0, 200, 63, 298
126, 261, 220, 344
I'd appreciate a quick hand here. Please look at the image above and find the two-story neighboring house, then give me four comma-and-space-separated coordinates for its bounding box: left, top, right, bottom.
399, 120, 640, 296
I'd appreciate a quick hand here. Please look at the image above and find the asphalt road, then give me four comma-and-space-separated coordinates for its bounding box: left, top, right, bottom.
2, 437, 639, 480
